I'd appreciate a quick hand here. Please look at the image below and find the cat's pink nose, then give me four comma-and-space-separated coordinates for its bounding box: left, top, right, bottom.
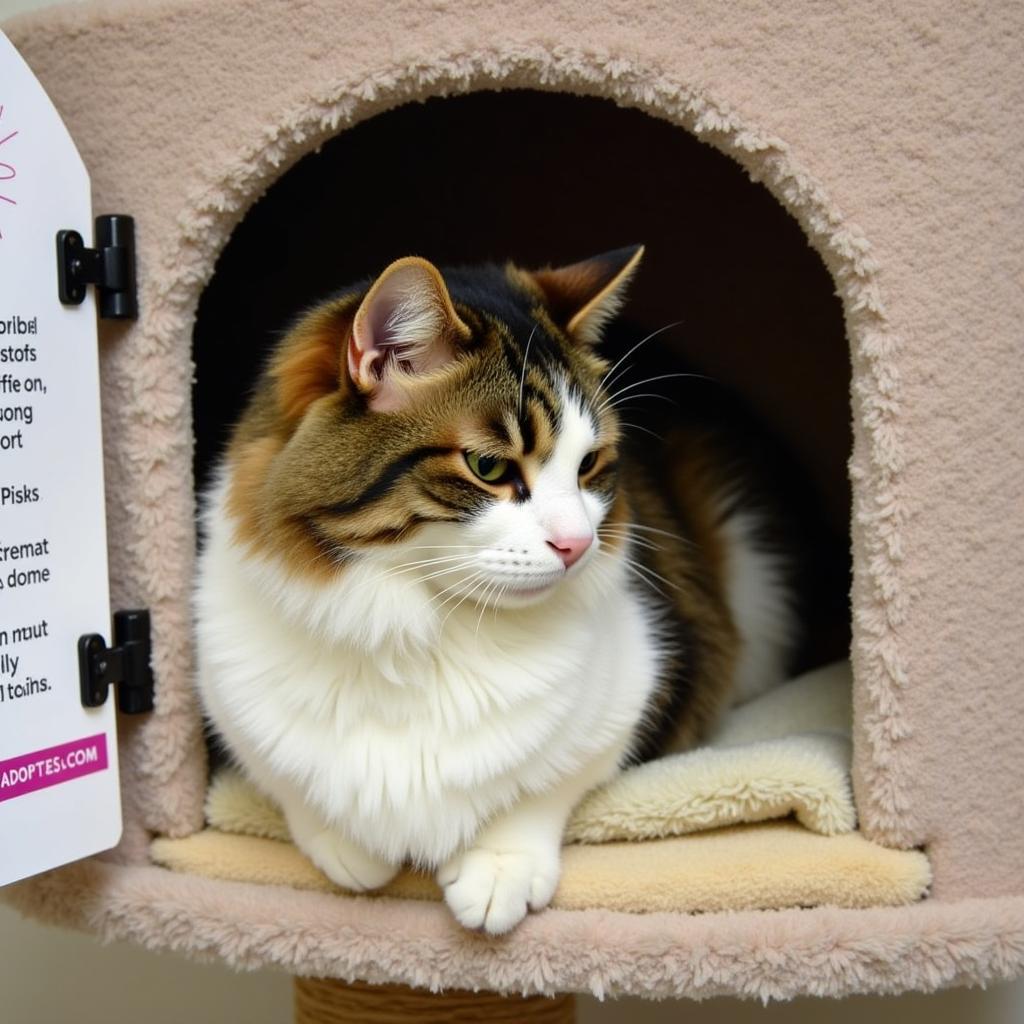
546, 535, 592, 569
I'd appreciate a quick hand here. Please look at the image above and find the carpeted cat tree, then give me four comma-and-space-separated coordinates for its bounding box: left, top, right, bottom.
2, 0, 1023, 1018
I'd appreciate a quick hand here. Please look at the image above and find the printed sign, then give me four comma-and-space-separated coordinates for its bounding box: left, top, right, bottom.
0, 31, 122, 886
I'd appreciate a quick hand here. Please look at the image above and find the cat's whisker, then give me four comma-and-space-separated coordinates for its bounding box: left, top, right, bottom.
618, 558, 672, 602
351, 554, 477, 592
607, 369, 712, 392
616, 420, 663, 442
586, 556, 619, 601
430, 568, 485, 607
430, 585, 479, 634
517, 323, 538, 418
395, 544, 490, 551
491, 582, 509, 628
287, 534, 345, 574
597, 529, 663, 553
475, 579, 501, 638
598, 522, 662, 538
405, 562, 481, 589
602, 520, 692, 544
594, 545, 663, 598
439, 573, 491, 632
597, 320, 685, 394
601, 358, 637, 396
610, 524, 700, 557
383, 553, 481, 575
427, 571, 481, 611
487, 581, 517, 651
618, 553, 681, 594
596, 372, 713, 415
611, 539, 662, 555
603, 392, 680, 412
606, 403, 662, 437
614, 521, 693, 545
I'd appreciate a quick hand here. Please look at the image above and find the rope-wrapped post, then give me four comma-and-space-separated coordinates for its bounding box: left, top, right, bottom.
294, 978, 576, 1022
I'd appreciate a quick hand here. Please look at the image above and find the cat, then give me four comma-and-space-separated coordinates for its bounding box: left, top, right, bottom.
194, 246, 826, 935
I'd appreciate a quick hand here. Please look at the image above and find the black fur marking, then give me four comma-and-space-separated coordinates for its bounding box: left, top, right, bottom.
302, 518, 354, 564
524, 384, 558, 429
319, 446, 454, 517
499, 336, 525, 381
519, 406, 537, 456
528, 332, 569, 378
423, 475, 491, 514
420, 488, 474, 515
348, 516, 436, 545
585, 460, 618, 499
444, 265, 537, 336
486, 417, 513, 449
627, 618, 698, 764
444, 266, 573, 386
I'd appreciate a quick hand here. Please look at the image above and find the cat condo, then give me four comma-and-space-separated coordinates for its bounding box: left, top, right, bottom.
2, 0, 1022, 1018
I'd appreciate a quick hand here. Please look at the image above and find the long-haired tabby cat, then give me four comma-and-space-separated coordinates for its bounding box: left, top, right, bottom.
195, 246, 839, 934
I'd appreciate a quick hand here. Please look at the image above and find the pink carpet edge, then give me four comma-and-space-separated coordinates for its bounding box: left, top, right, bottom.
4, 856, 1023, 1001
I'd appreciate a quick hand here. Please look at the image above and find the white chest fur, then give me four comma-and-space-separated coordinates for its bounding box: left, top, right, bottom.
195, 480, 662, 867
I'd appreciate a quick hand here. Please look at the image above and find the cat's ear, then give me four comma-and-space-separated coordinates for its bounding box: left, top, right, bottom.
525, 245, 644, 346
347, 257, 471, 412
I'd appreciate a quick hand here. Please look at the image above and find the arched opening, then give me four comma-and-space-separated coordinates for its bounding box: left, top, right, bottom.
193, 88, 851, 663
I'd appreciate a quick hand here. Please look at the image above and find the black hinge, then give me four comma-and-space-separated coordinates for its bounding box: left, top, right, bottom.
78, 609, 154, 714
56, 214, 138, 320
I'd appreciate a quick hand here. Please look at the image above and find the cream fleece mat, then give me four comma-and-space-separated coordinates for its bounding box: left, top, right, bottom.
203, 660, 858, 845
152, 662, 930, 911
199, 659, 856, 843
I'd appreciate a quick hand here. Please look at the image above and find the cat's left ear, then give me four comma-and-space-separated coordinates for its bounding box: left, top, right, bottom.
524, 245, 644, 346
347, 257, 472, 412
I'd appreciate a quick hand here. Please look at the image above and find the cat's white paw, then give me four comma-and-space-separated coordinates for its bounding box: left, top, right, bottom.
438, 845, 560, 935
302, 829, 398, 893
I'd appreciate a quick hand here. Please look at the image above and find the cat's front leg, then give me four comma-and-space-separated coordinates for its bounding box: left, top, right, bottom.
438, 749, 622, 935
280, 790, 399, 893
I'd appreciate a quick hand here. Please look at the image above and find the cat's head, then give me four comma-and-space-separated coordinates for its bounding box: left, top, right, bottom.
226, 246, 642, 632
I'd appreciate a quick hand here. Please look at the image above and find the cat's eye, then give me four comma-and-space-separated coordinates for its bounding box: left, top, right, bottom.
579, 451, 599, 476
465, 452, 511, 483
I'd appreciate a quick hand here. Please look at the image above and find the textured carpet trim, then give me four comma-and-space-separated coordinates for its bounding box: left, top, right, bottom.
3, 859, 1019, 1000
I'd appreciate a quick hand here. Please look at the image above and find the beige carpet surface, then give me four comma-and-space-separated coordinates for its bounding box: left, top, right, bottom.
151, 821, 930, 915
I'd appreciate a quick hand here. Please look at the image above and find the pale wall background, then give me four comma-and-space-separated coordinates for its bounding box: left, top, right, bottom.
1, 0, 1021, 1020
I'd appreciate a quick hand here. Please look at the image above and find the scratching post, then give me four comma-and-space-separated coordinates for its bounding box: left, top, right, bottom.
293, 978, 574, 1023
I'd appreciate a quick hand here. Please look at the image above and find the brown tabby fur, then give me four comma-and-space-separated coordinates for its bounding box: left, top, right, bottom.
221, 254, 750, 760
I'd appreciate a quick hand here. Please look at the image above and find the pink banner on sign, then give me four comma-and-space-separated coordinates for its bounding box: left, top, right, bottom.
0, 734, 108, 803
